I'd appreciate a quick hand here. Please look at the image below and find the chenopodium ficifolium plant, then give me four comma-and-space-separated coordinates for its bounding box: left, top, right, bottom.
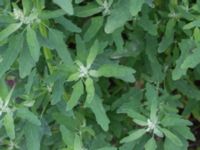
0, 0, 200, 149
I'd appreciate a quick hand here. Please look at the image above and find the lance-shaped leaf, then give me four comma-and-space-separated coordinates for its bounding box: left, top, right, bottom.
159, 128, 183, 146
84, 16, 103, 42
74, 135, 83, 150
60, 125, 75, 148
22, 0, 32, 15
0, 33, 23, 78
0, 23, 22, 41
144, 138, 157, 150
120, 129, 146, 143
87, 95, 110, 131
26, 26, 40, 62
17, 108, 41, 126
85, 77, 95, 104
97, 64, 135, 83
53, 0, 74, 15
75, 34, 87, 62
97, 147, 117, 150
3, 112, 15, 139
129, 0, 145, 16
105, 0, 131, 33
87, 40, 99, 68
24, 122, 41, 150
158, 19, 176, 53
67, 80, 84, 110
48, 28, 73, 65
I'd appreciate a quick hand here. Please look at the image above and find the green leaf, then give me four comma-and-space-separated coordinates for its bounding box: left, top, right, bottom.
87, 40, 99, 67
183, 19, 200, 30
158, 19, 176, 53
75, 34, 87, 62
159, 128, 183, 146
181, 47, 200, 69
87, 95, 110, 131
105, 0, 131, 33
85, 77, 95, 104
3, 112, 15, 139
48, 28, 73, 65
55, 17, 81, 33
39, 9, 66, 19
144, 138, 157, 150
24, 122, 41, 150
26, 26, 40, 62
129, 0, 145, 16
74, 2, 102, 17
0, 32, 23, 78
97, 147, 117, 150
17, 108, 41, 126
84, 16, 104, 42
0, 23, 22, 41
97, 64, 135, 83
67, 80, 84, 110
51, 78, 64, 105
120, 129, 146, 143
74, 135, 83, 150
60, 125, 75, 148
22, 0, 32, 15
19, 43, 35, 78
53, 0, 74, 15
172, 39, 195, 80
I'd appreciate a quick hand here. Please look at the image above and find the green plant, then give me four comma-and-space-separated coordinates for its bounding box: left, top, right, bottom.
0, 0, 200, 150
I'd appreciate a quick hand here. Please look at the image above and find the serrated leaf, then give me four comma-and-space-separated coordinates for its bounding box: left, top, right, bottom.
120, 129, 146, 143
0, 32, 23, 78
87, 95, 110, 131
105, 0, 131, 33
144, 138, 157, 150
87, 40, 99, 68
3, 112, 15, 139
53, 0, 74, 15
67, 80, 84, 110
48, 28, 73, 65
17, 108, 41, 126
129, 0, 145, 16
160, 128, 183, 146
97, 64, 135, 83
26, 26, 40, 62
181, 47, 200, 69
0, 23, 22, 41
24, 122, 41, 150
84, 16, 103, 42
85, 77, 95, 104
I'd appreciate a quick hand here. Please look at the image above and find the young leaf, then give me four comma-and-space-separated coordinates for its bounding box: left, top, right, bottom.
160, 128, 183, 146
129, 0, 145, 16
87, 95, 110, 131
97, 64, 135, 83
53, 0, 74, 15
66, 80, 84, 110
87, 40, 99, 68
3, 112, 15, 139
0, 23, 22, 41
0, 32, 23, 78
144, 138, 157, 150
26, 26, 40, 62
24, 122, 41, 150
120, 129, 146, 143
85, 77, 95, 104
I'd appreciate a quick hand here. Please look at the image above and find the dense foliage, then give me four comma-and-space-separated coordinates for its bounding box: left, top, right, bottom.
0, 0, 200, 149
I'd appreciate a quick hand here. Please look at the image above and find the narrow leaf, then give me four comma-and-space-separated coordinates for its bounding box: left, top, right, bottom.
87, 40, 99, 68
120, 129, 146, 143
67, 80, 84, 110
26, 26, 40, 62
53, 0, 74, 15
85, 77, 95, 104
3, 112, 15, 139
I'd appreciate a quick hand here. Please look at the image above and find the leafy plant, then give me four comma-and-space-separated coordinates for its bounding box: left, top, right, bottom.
0, 0, 200, 150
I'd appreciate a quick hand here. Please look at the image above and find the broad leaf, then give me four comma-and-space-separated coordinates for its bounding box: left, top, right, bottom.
129, 0, 145, 16
144, 138, 157, 150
